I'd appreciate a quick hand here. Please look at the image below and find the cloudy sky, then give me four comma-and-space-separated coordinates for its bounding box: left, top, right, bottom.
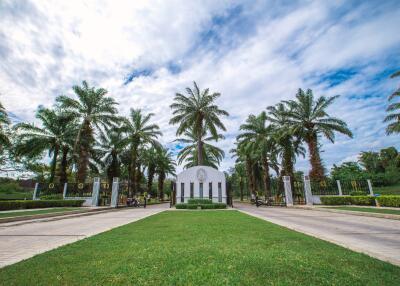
1, 0, 399, 173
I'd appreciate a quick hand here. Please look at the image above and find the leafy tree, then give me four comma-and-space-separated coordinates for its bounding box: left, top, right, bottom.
384, 70, 400, 134
57, 81, 119, 183
14, 107, 75, 182
175, 128, 224, 169
0, 101, 10, 152
359, 151, 383, 173
331, 162, 366, 181
155, 147, 176, 200
120, 109, 161, 194
143, 147, 158, 194
284, 89, 353, 179
169, 81, 229, 165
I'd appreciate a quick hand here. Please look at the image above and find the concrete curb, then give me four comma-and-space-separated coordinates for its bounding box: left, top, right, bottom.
292, 206, 400, 220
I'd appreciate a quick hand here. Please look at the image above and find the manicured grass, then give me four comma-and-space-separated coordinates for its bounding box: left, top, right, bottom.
374, 185, 400, 195
0, 207, 81, 219
0, 211, 399, 285
0, 190, 33, 200
327, 206, 400, 215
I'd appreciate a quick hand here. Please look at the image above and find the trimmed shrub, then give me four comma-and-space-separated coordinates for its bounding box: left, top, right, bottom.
211, 203, 227, 209
350, 196, 375, 206
187, 204, 199, 209
376, 196, 400, 207
40, 194, 63, 200
199, 204, 215, 209
320, 196, 352, 205
175, 203, 187, 209
0, 200, 85, 211
187, 199, 212, 205
349, 191, 366, 196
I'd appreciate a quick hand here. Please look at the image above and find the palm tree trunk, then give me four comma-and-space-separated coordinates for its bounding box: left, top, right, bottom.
239, 177, 244, 201
59, 146, 69, 185
197, 139, 203, 165
49, 144, 59, 183
282, 146, 294, 178
245, 158, 256, 196
262, 156, 271, 199
76, 119, 92, 184
158, 172, 165, 200
307, 134, 324, 180
147, 164, 155, 194
130, 146, 137, 195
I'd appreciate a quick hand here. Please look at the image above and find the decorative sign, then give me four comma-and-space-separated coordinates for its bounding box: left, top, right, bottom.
196, 168, 207, 182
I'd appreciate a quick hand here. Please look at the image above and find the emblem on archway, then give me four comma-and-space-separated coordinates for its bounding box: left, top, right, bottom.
196, 168, 207, 182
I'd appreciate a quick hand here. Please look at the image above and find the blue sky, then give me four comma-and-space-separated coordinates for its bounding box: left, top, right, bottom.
0, 0, 399, 173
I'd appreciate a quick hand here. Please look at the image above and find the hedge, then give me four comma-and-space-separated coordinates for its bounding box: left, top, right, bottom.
376, 196, 400, 207
0, 200, 85, 211
320, 196, 375, 206
187, 199, 212, 205
175, 203, 227, 209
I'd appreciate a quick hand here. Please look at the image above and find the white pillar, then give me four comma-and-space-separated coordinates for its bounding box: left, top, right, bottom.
303, 176, 313, 205
62, 183, 68, 199
336, 180, 343, 196
283, 176, 293, 207
32, 183, 39, 200
111, 177, 119, 208
367, 179, 374, 196
91, 177, 100, 207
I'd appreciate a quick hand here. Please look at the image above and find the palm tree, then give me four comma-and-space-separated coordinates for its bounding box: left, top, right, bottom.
234, 162, 246, 201
120, 109, 161, 194
169, 81, 229, 165
155, 147, 176, 200
237, 112, 275, 198
266, 103, 305, 178
14, 107, 75, 182
143, 147, 158, 194
384, 70, 400, 135
98, 129, 126, 184
57, 81, 119, 183
284, 89, 353, 179
175, 128, 224, 169
231, 142, 257, 196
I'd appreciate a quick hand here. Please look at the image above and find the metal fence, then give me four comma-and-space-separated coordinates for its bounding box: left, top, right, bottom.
65, 182, 93, 197
310, 179, 338, 196
340, 180, 370, 195
36, 182, 64, 197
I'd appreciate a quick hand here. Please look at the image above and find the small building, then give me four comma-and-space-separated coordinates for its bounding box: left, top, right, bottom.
175, 165, 226, 203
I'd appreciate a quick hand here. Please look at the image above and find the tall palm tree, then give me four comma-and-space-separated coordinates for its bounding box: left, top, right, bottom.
266, 103, 305, 178
143, 147, 158, 194
231, 142, 257, 196
284, 89, 353, 179
169, 81, 229, 165
384, 70, 400, 135
234, 162, 246, 201
155, 147, 176, 200
175, 128, 224, 169
237, 112, 275, 198
98, 129, 126, 184
56, 81, 119, 183
14, 107, 75, 182
120, 109, 161, 194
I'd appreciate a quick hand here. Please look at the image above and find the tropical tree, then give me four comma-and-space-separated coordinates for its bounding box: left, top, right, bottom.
175, 128, 224, 169
284, 89, 353, 179
155, 147, 176, 200
384, 70, 400, 135
56, 81, 119, 183
169, 81, 229, 165
233, 162, 246, 201
98, 129, 126, 184
266, 103, 305, 178
14, 107, 75, 182
143, 147, 158, 194
237, 112, 276, 198
120, 109, 161, 194
231, 142, 257, 196
0, 101, 10, 151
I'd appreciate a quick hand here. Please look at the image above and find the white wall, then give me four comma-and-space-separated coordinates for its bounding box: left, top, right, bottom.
176, 166, 226, 203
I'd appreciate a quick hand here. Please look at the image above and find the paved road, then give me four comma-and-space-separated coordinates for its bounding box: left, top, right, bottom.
0, 204, 169, 268
235, 203, 400, 266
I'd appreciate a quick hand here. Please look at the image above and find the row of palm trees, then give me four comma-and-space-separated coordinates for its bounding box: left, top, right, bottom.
0, 81, 175, 198
231, 89, 353, 198
384, 70, 400, 134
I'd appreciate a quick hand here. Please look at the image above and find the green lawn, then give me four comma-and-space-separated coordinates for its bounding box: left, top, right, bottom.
0, 207, 81, 219
0, 211, 399, 285
373, 185, 400, 195
0, 190, 33, 200
326, 206, 400, 215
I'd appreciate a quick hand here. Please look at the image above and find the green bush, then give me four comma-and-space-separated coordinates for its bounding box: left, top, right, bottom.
40, 194, 63, 200
0, 182, 26, 193
175, 203, 187, 209
187, 199, 212, 205
376, 196, 400, 207
0, 200, 85, 211
320, 196, 352, 205
350, 196, 375, 206
349, 191, 365, 196
187, 204, 199, 209
199, 204, 215, 209
212, 203, 227, 209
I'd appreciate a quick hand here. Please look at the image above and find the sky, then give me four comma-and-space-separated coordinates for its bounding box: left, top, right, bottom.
0, 0, 399, 174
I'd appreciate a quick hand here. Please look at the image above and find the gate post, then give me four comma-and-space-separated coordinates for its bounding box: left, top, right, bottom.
283, 176, 293, 207
32, 182, 39, 200
91, 177, 101, 207
336, 180, 343, 196
62, 183, 68, 199
303, 176, 313, 205
111, 177, 119, 208
367, 179, 374, 196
